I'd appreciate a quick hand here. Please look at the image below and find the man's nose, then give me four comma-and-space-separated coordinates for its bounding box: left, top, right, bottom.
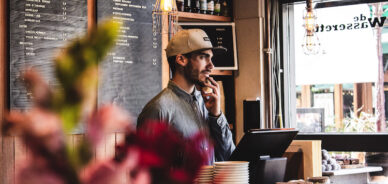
207, 59, 214, 69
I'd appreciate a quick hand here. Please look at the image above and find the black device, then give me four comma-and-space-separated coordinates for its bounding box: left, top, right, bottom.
229, 128, 299, 184
243, 99, 261, 132
230, 128, 298, 160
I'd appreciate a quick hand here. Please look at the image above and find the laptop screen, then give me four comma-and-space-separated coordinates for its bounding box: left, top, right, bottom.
229, 128, 299, 161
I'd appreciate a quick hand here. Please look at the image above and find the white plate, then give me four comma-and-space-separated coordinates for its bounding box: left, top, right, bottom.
214, 177, 249, 180
213, 174, 249, 177
215, 169, 248, 172
215, 168, 248, 171
215, 165, 248, 168
214, 165, 249, 168
215, 161, 249, 165
214, 179, 249, 182
214, 172, 248, 175
213, 181, 249, 184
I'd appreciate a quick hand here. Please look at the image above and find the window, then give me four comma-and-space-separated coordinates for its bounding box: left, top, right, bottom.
281, 0, 388, 181
282, 0, 388, 133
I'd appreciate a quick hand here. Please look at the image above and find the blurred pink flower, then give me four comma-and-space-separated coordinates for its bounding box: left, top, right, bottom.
86, 104, 132, 147
16, 157, 64, 184
115, 121, 212, 184
82, 148, 151, 184
6, 108, 64, 153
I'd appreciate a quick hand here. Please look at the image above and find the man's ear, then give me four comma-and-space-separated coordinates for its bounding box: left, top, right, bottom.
175, 54, 188, 67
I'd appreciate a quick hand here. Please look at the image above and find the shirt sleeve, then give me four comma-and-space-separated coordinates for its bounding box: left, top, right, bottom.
207, 112, 236, 161
137, 104, 165, 129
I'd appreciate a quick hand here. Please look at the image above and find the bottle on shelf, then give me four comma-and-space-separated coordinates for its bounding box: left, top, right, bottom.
184, 0, 191, 12
191, 0, 200, 13
177, 0, 184, 11
221, 0, 229, 17
207, 0, 214, 15
200, 0, 207, 14
214, 0, 221, 16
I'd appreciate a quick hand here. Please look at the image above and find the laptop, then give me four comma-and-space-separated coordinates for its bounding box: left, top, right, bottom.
229, 128, 299, 161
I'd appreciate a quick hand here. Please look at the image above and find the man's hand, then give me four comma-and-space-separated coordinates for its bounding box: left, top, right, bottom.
201, 77, 221, 117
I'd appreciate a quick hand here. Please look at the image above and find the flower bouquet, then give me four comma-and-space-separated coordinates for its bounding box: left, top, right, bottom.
3, 20, 210, 184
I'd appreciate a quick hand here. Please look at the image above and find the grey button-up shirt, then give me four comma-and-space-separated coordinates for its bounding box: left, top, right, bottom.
137, 81, 235, 163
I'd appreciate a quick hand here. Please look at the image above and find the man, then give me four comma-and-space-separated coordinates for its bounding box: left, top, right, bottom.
137, 29, 235, 162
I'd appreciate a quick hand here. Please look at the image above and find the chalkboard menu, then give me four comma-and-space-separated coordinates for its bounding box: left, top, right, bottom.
10, 0, 88, 110
97, 0, 162, 121
179, 22, 238, 70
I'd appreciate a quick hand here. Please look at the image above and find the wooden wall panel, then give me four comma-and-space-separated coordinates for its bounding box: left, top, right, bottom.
105, 133, 116, 159
1, 0, 8, 182
354, 83, 373, 116
2, 136, 15, 184
94, 133, 118, 161
95, 134, 106, 161
301, 85, 311, 108
115, 132, 127, 183
88, 0, 96, 31
334, 84, 343, 129
14, 136, 26, 181
2, 134, 123, 183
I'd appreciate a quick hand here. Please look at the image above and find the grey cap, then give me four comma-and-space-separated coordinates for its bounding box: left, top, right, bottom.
165, 29, 226, 57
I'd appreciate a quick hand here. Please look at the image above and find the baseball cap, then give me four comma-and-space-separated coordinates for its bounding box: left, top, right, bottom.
165, 29, 226, 57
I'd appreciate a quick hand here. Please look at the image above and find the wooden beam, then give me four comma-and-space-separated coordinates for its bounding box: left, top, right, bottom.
334, 84, 343, 129
353, 83, 373, 116
301, 85, 311, 108
210, 70, 233, 76
2, 137, 15, 184
88, 0, 96, 32
0, 0, 7, 182
364, 83, 373, 113
385, 72, 388, 83
178, 12, 231, 22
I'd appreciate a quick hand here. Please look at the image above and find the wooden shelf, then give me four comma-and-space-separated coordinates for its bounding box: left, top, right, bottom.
210, 70, 233, 76
178, 12, 231, 22
322, 166, 383, 176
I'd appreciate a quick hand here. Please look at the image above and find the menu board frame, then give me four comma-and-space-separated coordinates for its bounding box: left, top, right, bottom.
8, 0, 88, 110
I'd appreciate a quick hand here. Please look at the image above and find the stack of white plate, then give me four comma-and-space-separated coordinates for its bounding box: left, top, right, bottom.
194, 165, 214, 184
213, 161, 249, 184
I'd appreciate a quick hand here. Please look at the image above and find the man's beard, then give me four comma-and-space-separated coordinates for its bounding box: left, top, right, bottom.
183, 60, 203, 86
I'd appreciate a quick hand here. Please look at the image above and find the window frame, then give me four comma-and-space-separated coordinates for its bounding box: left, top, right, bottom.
279, 0, 388, 152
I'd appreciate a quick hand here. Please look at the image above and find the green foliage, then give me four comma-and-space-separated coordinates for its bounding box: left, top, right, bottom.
53, 20, 121, 132
55, 20, 121, 174
326, 107, 377, 133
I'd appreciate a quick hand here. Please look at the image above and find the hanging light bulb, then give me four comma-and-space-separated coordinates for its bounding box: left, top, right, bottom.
302, 0, 320, 55
152, 0, 179, 34
161, 0, 173, 11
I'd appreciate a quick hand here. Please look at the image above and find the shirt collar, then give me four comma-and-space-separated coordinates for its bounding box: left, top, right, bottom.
168, 80, 202, 102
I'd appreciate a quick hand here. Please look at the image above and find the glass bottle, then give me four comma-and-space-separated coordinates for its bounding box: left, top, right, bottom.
177, 0, 184, 11
191, 0, 200, 13
207, 0, 214, 15
184, 0, 191, 12
200, 0, 207, 14
221, 0, 229, 17
214, 0, 221, 15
